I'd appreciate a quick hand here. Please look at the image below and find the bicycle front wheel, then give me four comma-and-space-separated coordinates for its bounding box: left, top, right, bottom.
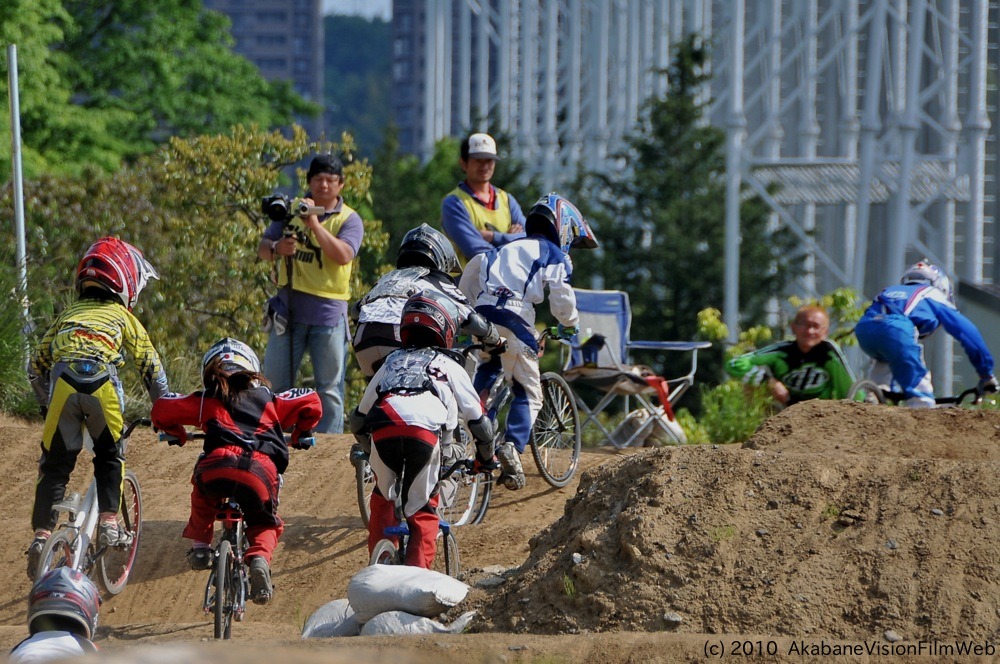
369, 538, 400, 566
356, 459, 376, 527
99, 470, 142, 594
214, 540, 235, 639
847, 379, 886, 404
530, 372, 582, 488
432, 531, 461, 579
36, 530, 78, 580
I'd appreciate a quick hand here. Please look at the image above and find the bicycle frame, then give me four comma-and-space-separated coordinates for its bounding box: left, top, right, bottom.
49, 481, 101, 571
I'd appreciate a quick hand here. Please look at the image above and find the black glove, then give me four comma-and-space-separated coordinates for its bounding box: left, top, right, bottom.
473, 453, 500, 474
486, 338, 508, 357
291, 428, 316, 449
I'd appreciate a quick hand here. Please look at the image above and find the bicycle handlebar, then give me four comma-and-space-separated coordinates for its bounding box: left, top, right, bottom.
158, 430, 315, 449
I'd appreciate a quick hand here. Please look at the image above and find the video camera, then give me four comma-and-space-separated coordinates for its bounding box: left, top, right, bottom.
261, 195, 326, 222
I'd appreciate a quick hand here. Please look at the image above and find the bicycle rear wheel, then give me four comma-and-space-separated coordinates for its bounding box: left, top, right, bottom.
847, 379, 886, 404
530, 372, 582, 488
214, 540, 235, 639
369, 538, 400, 566
356, 459, 376, 527
99, 470, 142, 594
36, 530, 77, 580
437, 431, 484, 528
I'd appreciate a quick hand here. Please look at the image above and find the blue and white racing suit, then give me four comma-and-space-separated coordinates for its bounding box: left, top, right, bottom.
459, 237, 579, 453
854, 283, 993, 406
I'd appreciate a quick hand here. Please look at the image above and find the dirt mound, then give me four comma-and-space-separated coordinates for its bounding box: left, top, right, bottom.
473, 401, 1000, 643
3, 401, 1000, 661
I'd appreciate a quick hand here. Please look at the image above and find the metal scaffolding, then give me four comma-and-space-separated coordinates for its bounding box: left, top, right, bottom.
397, 0, 993, 385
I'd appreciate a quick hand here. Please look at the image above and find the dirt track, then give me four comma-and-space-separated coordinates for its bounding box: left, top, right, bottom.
4, 402, 1000, 663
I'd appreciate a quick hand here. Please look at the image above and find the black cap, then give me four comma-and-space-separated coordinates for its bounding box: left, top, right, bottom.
307, 154, 343, 180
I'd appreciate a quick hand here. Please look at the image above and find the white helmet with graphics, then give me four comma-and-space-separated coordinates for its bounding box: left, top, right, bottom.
900, 260, 954, 305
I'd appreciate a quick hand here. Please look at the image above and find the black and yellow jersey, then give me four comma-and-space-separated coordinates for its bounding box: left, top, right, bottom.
30, 298, 168, 400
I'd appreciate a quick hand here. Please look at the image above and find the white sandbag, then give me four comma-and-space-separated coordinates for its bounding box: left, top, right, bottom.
348, 564, 469, 624
360, 610, 477, 636
301, 598, 361, 638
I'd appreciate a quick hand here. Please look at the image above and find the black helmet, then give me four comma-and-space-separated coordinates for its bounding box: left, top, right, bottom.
400, 291, 461, 348
397, 224, 459, 273
27, 568, 101, 639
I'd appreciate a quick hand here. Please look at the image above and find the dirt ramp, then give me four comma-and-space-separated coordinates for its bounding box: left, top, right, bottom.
744, 400, 1000, 460
474, 442, 1000, 641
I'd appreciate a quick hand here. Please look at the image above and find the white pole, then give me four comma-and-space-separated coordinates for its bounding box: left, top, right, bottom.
7, 44, 29, 339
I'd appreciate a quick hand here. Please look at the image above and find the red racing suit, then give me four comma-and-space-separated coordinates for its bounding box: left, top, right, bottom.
151, 386, 321, 562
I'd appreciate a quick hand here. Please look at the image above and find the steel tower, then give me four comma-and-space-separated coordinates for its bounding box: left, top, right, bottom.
396, 0, 994, 384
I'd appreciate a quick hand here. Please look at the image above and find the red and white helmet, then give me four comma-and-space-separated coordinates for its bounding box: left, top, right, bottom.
400, 291, 461, 348
75, 237, 158, 310
27, 567, 101, 639
901, 260, 954, 305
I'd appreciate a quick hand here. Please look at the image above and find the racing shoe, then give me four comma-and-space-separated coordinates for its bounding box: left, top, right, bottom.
25, 536, 47, 581
496, 441, 526, 490
249, 557, 273, 605
98, 522, 133, 548
186, 547, 212, 571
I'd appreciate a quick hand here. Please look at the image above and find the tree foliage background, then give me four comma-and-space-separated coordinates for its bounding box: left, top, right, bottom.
0, 0, 317, 180
571, 37, 800, 387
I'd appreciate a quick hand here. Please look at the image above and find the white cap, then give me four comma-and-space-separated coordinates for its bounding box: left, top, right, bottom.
466, 132, 500, 160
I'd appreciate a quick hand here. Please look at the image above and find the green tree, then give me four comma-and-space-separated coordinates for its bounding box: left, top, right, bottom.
2, 126, 388, 411
0, 0, 317, 180
573, 36, 799, 383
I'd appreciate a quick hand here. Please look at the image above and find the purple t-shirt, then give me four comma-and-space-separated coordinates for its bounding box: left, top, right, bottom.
264, 199, 364, 327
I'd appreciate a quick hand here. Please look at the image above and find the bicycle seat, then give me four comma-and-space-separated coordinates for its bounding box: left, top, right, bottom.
215, 500, 243, 524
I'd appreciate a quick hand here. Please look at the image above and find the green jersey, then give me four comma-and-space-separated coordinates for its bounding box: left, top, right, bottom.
725, 339, 855, 404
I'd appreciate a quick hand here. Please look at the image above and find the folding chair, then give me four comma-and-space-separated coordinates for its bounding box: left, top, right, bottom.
560, 289, 711, 448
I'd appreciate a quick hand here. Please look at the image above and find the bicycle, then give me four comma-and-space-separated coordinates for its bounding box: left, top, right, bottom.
474, 327, 582, 489
355, 328, 581, 527
35, 418, 148, 595
846, 379, 992, 406
368, 459, 466, 578
161, 429, 314, 639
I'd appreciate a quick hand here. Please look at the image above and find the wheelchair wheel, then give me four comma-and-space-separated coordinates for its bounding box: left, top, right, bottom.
99, 470, 142, 595
530, 372, 582, 488
847, 379, 885, 404
355, 458, 376, 527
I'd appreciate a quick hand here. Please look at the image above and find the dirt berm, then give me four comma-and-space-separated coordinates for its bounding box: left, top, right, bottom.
2, 400, 1000, 663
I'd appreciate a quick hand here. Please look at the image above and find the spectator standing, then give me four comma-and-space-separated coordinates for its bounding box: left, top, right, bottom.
258, 155, 364, 433
440, 132, 526, 265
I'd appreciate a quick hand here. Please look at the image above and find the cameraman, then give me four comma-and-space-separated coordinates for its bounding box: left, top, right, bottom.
257, 154, 364, 433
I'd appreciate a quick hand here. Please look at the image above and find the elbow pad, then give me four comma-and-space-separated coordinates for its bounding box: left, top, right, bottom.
462, 313, 501, 347
467, 414, 495, 447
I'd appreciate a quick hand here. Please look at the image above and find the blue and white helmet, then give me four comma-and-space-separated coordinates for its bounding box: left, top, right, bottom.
901, 261, 954, 305
525, 193, 599, 254
202, 337, 261, 386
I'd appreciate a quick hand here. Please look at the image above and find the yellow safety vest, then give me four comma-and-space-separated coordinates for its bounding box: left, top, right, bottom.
448, 186, 513, 266
277, 205, 355, 301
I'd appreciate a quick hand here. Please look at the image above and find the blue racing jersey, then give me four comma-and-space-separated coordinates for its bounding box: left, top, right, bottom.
859, 283, 993, 378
